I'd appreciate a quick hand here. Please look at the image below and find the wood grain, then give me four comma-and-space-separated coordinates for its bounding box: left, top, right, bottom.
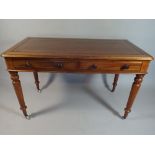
2, 37, 154, 60
9, 71, 28, 117
111, 74, 119, 92
5, 58, 147, 74
123, 74, 145, 119
33, 72, 40, 92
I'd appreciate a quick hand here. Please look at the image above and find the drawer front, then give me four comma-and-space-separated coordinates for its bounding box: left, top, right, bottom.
11, 58, 143, 73
79, 61, 142, 73
12, 59, 78, 71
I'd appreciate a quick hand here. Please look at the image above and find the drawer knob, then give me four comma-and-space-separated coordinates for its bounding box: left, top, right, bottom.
25, 61, 31, 67
89, 64, 97, 70
53, 62, 64, 68
121, 64, 129, 70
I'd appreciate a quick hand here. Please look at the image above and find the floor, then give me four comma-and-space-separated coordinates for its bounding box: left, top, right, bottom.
0, 66, 155, 135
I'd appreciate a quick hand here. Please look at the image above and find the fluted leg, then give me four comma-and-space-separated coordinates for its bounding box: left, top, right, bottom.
33, 72, 40, 92
123, 74, 145, 119
111, 74, 119, 92
9, 71, 29, 119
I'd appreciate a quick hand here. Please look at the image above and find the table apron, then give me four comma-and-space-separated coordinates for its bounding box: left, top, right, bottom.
5, 58, 150, 74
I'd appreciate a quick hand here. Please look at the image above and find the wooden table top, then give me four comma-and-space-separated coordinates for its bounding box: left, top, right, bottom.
2, 37, 153, 60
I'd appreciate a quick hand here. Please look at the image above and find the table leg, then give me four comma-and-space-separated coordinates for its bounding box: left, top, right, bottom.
111, 74, 119, 92
33, 72, 41, 92
123, 74, 145, 119
9, 71, 30, 119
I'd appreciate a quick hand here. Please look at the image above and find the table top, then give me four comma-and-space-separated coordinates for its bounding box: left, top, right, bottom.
2, 37, 153, 60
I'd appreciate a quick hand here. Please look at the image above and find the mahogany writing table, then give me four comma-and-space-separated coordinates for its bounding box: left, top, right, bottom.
1, 37, 154, 119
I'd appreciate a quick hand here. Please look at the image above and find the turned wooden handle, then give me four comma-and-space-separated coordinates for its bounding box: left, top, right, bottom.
53, 62, 64, 68
121, 64, 129, 70
25, 61, 31, 67
89, 64, 97, 70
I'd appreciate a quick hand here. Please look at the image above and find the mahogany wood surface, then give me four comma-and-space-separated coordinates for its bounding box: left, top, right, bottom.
124, 74, 145, 119
33, 72, 40, 92
9, 71, 28, 117
111, 74, 119, 92
2, 37, 153, 60
1, 37, 154, 119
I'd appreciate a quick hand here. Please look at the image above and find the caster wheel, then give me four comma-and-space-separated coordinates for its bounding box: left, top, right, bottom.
25, 115, 31, 120
38, 89, 41, 93
121, 116, 126, 120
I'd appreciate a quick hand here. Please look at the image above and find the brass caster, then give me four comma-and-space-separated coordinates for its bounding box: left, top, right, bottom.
25, 115, 31, 120
121, 116, 126, 120
38, 89, 41, 93
111, 89, 114, 92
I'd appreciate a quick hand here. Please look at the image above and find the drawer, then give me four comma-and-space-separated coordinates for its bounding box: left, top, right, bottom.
12, 58, 78, 71
79, 60, 142, 72
11, 58, 143, 73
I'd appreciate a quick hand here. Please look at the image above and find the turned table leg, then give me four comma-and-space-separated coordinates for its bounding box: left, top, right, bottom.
33, 72, 41, 92
9, 71, 30, 119
123, 74, 145, 119
111, 74, 119, 92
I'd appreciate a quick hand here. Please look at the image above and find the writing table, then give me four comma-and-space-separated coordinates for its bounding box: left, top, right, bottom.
1, 37, 153, 119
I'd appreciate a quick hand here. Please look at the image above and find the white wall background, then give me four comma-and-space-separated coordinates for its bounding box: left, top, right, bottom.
0, 19, 155, 87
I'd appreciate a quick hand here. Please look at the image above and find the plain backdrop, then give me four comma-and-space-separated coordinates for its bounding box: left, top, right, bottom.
0, 19, 155, 134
